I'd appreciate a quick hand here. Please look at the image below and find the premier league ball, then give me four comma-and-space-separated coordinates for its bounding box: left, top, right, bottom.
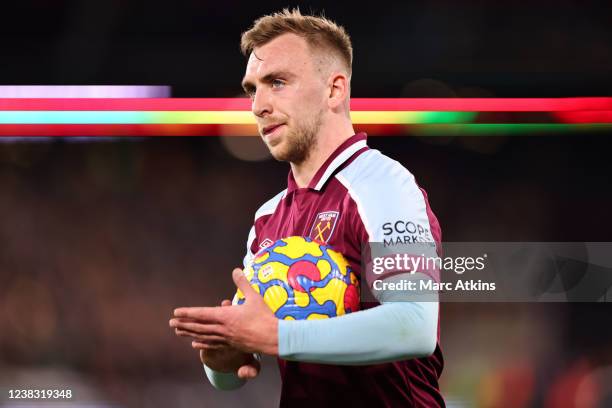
233, 236, 360, 320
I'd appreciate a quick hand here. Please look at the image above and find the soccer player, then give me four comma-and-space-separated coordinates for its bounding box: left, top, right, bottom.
170, 8, 444, 407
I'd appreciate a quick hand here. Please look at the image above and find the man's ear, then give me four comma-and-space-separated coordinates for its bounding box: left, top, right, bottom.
328, 72, 350, 110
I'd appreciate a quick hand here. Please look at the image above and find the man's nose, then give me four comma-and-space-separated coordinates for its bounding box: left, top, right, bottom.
252, 88, 272, 118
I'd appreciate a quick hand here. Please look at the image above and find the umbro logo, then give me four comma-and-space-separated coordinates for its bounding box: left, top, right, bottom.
259, 238, 273, 249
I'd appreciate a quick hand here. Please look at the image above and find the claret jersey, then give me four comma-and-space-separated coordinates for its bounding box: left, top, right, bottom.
244, 132, 444, 407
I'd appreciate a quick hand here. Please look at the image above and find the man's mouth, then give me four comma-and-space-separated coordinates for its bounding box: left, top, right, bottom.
262, 124, 285, 136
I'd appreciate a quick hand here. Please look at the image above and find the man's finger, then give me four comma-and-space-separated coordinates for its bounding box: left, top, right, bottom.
232, 268, 259, 300
174, 329, 227, 343
237, 359, 261, 379
169, 317, 203, 325
192, 341, 228, 350
221, 299, 232, 307
173, 307, 223, 322
170, 319, 226, 336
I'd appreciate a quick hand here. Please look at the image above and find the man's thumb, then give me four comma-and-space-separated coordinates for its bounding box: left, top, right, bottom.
232, 268, 258, 299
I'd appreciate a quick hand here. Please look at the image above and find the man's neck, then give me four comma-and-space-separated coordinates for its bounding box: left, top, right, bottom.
290, 121, 356, 188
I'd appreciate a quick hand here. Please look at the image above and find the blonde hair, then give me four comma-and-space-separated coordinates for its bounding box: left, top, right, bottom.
240, 8, 353, 75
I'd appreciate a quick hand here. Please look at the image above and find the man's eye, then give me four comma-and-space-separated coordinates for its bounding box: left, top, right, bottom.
271, 79, 285, 89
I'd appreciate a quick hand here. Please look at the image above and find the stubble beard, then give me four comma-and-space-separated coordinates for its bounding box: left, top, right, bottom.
269, 110, 323, 165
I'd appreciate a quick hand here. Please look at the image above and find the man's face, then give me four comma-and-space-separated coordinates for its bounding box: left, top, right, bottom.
242, 33, 328, 164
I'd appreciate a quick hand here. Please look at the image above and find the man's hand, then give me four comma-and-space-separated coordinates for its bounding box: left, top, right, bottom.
197, 300, 261, 380
170, 268, 279, 356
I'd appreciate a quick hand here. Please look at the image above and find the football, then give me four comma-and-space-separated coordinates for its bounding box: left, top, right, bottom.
233, 236, 360, 320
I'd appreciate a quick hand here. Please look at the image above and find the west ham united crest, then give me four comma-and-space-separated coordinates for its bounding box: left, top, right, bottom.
309, 211, 339, 244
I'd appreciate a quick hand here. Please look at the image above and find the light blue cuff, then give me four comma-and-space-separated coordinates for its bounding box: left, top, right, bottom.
203, 364, 246, 390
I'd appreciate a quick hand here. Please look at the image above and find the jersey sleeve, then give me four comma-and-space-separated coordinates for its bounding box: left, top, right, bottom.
336, 149, 442, 285
241, 188, 287, 269
242, 225, 257, 269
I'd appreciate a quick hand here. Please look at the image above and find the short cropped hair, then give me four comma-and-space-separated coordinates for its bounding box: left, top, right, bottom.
240, 8, 353, 75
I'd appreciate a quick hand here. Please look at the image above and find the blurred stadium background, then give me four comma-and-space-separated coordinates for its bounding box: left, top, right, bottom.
1, 1, 611, 407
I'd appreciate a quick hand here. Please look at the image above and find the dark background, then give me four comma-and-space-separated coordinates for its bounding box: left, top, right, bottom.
0, 1, 611, 407
2, 1, 611, 97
